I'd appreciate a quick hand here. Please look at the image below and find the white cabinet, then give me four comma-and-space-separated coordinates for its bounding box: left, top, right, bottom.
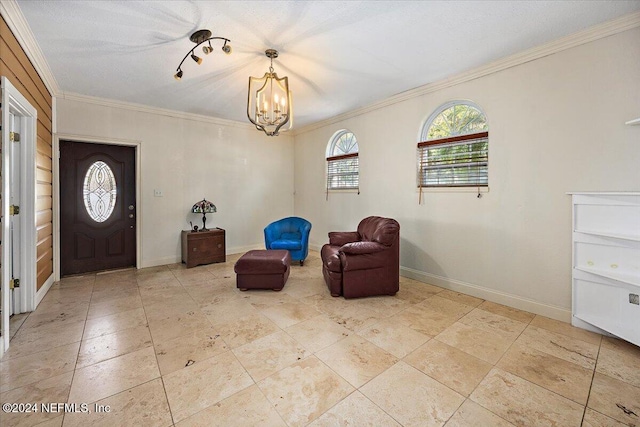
569, 192, 640, 346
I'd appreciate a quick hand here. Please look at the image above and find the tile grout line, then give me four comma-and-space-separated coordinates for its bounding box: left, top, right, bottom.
481, 313, 600, 412
460, 309, 536, 427
420, 302, 527, 424
143, 266, 183, 427
63, 273, 97, 426
8, 311, 32, 340
70, 273, 164, 410
159, 261, 285, 424
580, 337, 603, 425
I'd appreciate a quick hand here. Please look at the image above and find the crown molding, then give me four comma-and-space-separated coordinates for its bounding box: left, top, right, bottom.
0, 0, 61, 96
3, 0, 638, 135
60, 92, 257, 130
293, 11, 640, 136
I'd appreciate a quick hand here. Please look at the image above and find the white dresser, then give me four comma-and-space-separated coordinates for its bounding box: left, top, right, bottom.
569, 192, 640, 346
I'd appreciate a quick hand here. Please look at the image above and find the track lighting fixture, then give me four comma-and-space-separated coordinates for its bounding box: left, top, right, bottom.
173, 29, 231, 80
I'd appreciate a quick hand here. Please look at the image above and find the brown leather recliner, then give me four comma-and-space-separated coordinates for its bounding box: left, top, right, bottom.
321, 216, 400, 298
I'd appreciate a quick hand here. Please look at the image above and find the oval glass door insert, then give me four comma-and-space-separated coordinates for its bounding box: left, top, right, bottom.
83, 161, 117, 222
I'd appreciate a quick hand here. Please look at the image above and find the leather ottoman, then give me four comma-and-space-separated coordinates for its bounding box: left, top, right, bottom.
234, 250, 291, 291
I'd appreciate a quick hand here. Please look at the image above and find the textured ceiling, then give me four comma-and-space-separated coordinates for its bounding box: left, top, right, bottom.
14, 0, 640, 128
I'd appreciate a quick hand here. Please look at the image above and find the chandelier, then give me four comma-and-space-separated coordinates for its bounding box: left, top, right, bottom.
173, 29, 231, 80
247, 49, 292, 136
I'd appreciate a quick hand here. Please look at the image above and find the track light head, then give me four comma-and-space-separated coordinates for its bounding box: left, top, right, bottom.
174, 30, 231, 81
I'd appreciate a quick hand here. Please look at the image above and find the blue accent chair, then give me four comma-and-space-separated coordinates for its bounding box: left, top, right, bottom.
264, 217, 312, 266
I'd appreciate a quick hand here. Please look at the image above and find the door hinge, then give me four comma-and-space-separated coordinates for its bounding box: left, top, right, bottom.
10, 131, 20, 142
9, 205, 20, 215
10, 278, 20, 289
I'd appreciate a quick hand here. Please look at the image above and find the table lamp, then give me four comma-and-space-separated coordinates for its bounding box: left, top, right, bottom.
191, 199, 216, 231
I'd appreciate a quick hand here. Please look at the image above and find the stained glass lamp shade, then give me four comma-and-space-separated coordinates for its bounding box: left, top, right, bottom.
191, 199, 217, 231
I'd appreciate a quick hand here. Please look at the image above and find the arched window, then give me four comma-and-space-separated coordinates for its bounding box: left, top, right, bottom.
418, 101, 488, 188
326, 130, 359, 191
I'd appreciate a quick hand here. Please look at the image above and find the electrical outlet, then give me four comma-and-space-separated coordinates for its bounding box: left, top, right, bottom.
629, 294, 639, 305
154, 189, 163, 197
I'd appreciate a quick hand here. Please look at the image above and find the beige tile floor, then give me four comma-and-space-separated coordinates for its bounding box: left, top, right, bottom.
1, 251, 639, 426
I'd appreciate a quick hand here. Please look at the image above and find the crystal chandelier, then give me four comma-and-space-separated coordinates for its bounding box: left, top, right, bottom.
247, 49, 292, 136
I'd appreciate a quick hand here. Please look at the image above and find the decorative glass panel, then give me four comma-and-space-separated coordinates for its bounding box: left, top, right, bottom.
331, 131, 358, 156
83, 161, 117, 222
426, 104, 487, 140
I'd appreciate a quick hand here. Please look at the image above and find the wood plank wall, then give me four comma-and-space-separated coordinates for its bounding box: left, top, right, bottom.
1, 15, 53, 290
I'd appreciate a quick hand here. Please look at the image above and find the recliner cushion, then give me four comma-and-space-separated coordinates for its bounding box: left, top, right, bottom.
340, 241, 386, 255
270, 239, 302, 250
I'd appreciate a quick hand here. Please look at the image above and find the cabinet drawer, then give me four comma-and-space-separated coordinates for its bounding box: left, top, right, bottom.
208, 236, 225, 254
190, 237, 223, 255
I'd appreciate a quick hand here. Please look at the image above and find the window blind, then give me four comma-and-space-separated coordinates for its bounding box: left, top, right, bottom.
417, 132, 488, 188
326, 153, 359, 190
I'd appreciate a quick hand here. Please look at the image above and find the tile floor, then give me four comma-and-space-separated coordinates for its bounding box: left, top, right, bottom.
1, 251, 639, 426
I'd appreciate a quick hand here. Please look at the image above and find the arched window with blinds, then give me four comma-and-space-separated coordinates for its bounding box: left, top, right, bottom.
326, 130, 359, 195
418, 101, 488, 190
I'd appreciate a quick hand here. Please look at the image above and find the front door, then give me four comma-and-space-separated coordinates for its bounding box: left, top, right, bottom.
60, 141, 136, 275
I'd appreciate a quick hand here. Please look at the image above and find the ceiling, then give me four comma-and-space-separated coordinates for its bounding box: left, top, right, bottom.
14, 0, 640, 128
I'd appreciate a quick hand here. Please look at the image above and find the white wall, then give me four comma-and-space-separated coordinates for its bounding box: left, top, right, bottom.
293, 28, 640, 321
56, 99, 294, 267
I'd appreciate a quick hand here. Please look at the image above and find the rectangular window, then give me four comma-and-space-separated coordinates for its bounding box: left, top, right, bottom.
327, 153, 359, 190
417, 132, 488, 187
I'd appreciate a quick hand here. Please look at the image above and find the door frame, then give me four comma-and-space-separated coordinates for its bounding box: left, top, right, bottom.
1, 76, 37, 354
53, 134, 142, 281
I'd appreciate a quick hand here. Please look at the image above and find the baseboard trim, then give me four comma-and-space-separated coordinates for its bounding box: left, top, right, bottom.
35, 274, 55, 308
400, 266, 571, 322
141, 256, 180, 269
141, 245, 265, 269
226, 244, 264, 255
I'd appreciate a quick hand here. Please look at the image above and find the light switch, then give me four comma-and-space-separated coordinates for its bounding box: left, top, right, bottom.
154, 189, 163, 197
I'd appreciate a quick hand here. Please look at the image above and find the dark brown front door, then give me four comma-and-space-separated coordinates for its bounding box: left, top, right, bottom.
60, 141, 136, 275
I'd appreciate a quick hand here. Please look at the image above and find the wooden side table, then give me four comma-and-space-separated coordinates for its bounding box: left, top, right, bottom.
181, 228, 226, 268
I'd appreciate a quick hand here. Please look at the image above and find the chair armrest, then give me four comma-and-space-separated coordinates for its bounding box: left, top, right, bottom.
299, 222, 312, 258
340, 241, 386, 255
264, 225, 280, 248
329, 231, 360, 246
